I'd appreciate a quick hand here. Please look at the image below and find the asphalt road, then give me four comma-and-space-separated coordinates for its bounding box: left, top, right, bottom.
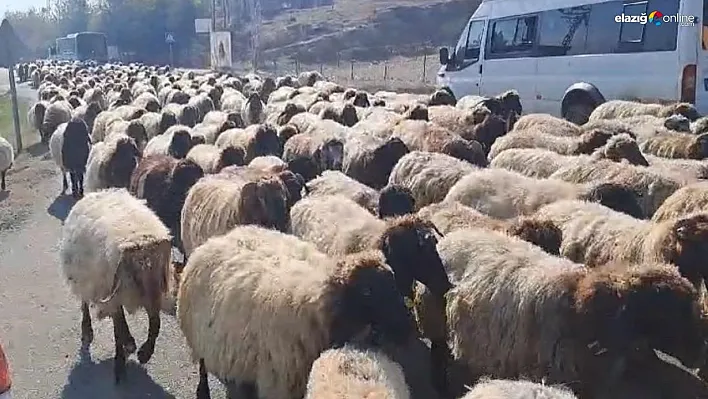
0, 69, 228, 399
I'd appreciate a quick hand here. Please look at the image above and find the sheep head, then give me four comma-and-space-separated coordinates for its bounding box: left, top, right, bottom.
340, 103, 359, 127
598, 133, 649, 166
666, 102, 700, 122
168, 129, 193, 159
314, 138, 344, 171
286, 156, 319, 182
579, 182, 644, 219
277, 102, 305, 126
664, 114, 691, 132
125, 120, 148, 151
215, 146, 246, 172
378, 184, 415, 219
497, 89, 523, 118
687, 133, 708, 160
277, 124, 299, 150
368, 138, 409, 190
573, 129, 613, 155
429, 89, 456, 107
106, 136, 140, 188
170, 159, 204, 204
441, 137, 488, 167
352, 91, 370, 108
327, 251, 417, 347
275, 170, 307, 208
658, 212, 708, 289
506, 218, 562, 256
377, 215, 451, 301
404, 104, 429, 121
238, 177, 290, 232
159, 111, 178, 135
574, 262, 707, 370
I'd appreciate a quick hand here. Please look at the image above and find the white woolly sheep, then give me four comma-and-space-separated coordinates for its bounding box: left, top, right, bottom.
305, 345, 411, 399
512, 113, 582, 137
588, 100, 700, 121
185, 143, 245, 174
0, 136, 14, 191
143, 125, 198, 159
459, 379, 577, 399
433, 227, 706, 398
644, 154, 708, 184
42, 100, 73, 144
388, 151, 477, 209
488, 128, 614, 160
247, 155, 287, 172
639, 131, 708, 160
215, 124, 281, 163
241, 92, 266, 125
391, 119, 487, 167
177, 225, 417, 399
60, 188, 172, 383
306, 170, 380, 214
651, 181, 708, 222
533, 199, 708, 290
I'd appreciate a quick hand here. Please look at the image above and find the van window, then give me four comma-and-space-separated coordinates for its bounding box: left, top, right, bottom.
465, 20, 485, 60
619, 2, 647, 43
489, 15, 538, 56
584, 1, 622, 54
537, 6, 591, 56
643, 0, 678, 52
703, 0, 708, 50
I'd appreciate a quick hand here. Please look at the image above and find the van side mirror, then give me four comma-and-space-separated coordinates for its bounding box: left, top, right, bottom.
439, 47, 449, 65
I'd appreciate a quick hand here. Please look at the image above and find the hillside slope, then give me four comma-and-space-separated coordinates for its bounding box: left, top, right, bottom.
231, 0, 481, 63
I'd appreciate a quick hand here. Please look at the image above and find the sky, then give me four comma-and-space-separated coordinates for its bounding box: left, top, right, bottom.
3, 0, 48, 14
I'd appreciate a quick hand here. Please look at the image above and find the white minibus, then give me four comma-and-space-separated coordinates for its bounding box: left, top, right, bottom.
437, 0, 707, 124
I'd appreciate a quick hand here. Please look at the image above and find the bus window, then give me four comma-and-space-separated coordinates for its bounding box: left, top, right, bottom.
464, 20, 485, 61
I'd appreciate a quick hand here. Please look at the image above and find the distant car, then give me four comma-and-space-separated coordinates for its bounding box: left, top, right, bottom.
0, 341, 10, 399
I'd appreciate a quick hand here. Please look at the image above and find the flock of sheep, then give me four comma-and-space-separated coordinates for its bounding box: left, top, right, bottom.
5, 58, 708, 399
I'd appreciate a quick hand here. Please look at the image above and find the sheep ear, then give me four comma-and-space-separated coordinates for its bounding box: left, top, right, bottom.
676, 225, 690, 240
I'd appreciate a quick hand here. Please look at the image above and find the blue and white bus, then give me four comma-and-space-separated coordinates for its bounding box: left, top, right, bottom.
54, 31, 108, 63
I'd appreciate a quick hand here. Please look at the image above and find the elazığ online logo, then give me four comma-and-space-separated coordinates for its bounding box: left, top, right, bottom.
615, 10, 695, 26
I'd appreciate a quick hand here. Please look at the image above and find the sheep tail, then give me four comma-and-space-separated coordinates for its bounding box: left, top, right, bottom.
98, 268, 122, 304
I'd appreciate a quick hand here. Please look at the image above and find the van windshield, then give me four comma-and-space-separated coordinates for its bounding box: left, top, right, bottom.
703, 0, 708, 49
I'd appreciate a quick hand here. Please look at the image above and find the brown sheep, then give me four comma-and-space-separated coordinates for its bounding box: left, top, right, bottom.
392, 120, 487, 167
215, 124, 281, 162
488, 128, 613, 159
343, 134, 410, 190
639, 132, 708, 160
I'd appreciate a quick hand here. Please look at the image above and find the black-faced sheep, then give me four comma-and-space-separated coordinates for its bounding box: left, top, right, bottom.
163, 103, 199, 127
179, 171, 291, 257
432, 227, 707, 398
0, 137, 13, 191
185, 144, 245, 174
85, 134, 141, 192
343, 134, 409, 190
317, 102, 359, 127
105, 119, 149, 152
191, 121, 235, 144
548, 159, 681, 218
139, 111, 178, 139
533, 199, 708, 291
388, 151, 478, 209
639, 131, 708, 160
589, 100, 700, 121
305, 345, 411, 399
455, 90, 522, 121
241, 92, 266, 125
177, 225, 417, 399
60, 188, 172, 383
282, 132, 345, 175
187, 93, 215, 122
129, 155, 205, 256
488, 128, 614, 159
27, 100, 49, 142
201, 110, 245, 128
378, 184, 416, 219
391, 120, 487, 167
49, 118, 92, 198
132, 92, 161, 113
143, 125, 197, 159
215, 124, 281, 163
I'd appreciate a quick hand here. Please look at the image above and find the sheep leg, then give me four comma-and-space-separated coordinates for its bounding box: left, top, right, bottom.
69, 172, 79, 198
0, 171, 5, 191
196, 358, 211, 399
61, 172, 68, 194
114, 306, 136, 354
430, 340, 450, 396
80, 302, 94, 346
112, 311, 128, 384
77, 172, 84, 198
137, 308, 160, 364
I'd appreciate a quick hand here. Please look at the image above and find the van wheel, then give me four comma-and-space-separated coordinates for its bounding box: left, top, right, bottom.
564, 100, 594, 125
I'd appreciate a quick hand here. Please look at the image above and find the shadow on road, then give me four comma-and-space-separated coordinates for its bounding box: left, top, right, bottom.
60, 348, 176, 399
47, 194, 77, 222
0, 191, 8, 203
26, 141, 49, 158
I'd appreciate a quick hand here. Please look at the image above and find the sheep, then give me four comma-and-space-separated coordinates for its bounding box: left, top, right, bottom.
459, 379, 578, 399
443, 167, 643, 220
644, 155, 708, 184
139, 111, 178, 139
91, 110, 122, 143
265, 102, 306, 126
282, 132, 345, 176
163, 103, 199, 127
289, 194, 452, 390
60, 188, 172, 383
417, 201, 561, 255
71, 101, 102, 133
105, 119, 149, 152
489, 136, 649, 179
143, 125, 197, 159
201, 110, 244, 128
42, 100, 73, 144
191, 120, 235, 144
343, 134, 410, 190
187, 93, 215, 122
306, 170, 380, 214
129, 155, 204, 256
548, 159, 681, 218
588, 100, 700, 121
177, 225, 417, 399
298, 70, 325, 87
432, 227, 706, 398
132, 92, 161, 112
247, 155, 287, 172
27, 100, 49, 141
185, 144, 245, 174
455, 90, 522, 121
111, 105, 146, 121
488, 128, 613, 160
0, 136, 13, 191
533, 199, 708, 290
391, 120, 487, 167
691, 116, 708, 135
179, 171, 291, 257
216, 124, 281, 163
639, 131, 708, 160
317, 102, 359, 127
651, 181, 708, 222
305, 345, 410, 399
458, 112, 510, 155
49, 118, 91, 198
512, 113, 583, 137
241, 92, 266, 125
388, 151, 478, 209
377, 184, 416, 219
84, 134, 141, 192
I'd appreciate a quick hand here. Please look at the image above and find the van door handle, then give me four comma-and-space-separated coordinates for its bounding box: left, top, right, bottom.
479, 64, 482, 74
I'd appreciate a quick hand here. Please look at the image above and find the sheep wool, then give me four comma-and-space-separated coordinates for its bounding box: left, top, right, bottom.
0, 136, 14, 191
388, 151, 477, 209
588, 100, 699, 121
651, 181, 708, 222
460, 379, 577, 399
305, 345, 410, 399
512, 113, 582, 137
60, 188, 171, 317
177, 225, 415, 399
306, 170, 380, 214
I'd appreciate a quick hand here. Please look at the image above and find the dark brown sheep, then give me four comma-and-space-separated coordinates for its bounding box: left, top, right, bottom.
60, 118, 92, 198
275, 102, 306, 126
129, 155, 205, 255
282, 133, 344, 175
378, 184, 415, 219
506, 218, 563, 256
343, 135, 410, 190
578, 182, 644, 219
319, 103, 359, 127
462, 112, 510, 155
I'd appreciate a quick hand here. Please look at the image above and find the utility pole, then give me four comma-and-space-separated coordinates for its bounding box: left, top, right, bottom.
251, 0, 261, 71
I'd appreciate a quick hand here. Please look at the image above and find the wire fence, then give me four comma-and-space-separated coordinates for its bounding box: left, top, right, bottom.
225, 50, 441, 93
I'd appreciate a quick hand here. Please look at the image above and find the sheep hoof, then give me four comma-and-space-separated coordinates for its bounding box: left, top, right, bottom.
196, 382, 211, 399
137, 345, 154, 364
114, 361, 126, 384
